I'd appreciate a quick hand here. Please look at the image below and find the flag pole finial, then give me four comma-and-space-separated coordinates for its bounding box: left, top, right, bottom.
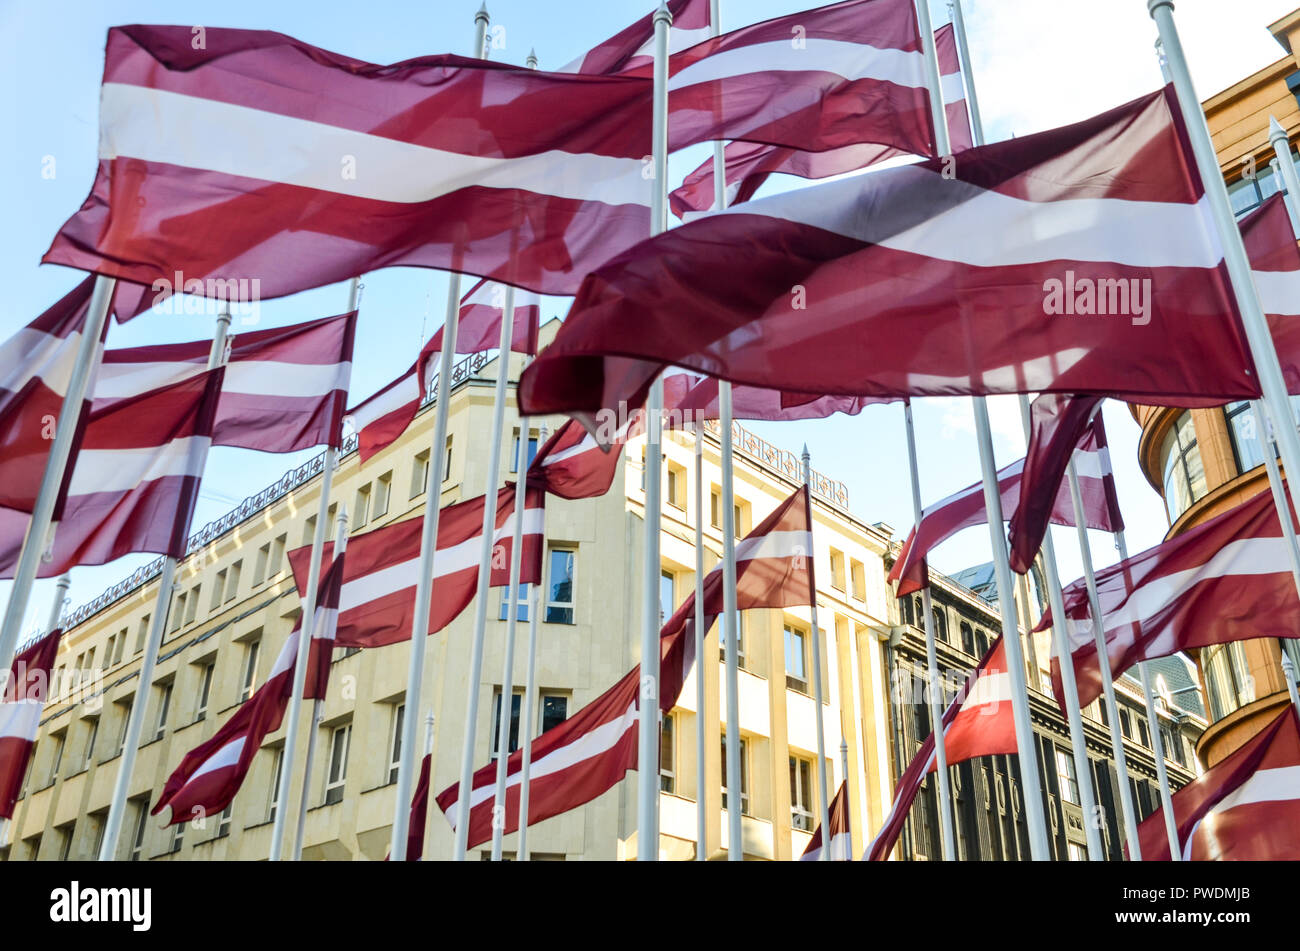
526, 48, 538, 69
654, 1, 672, 24
1270, 114, 1289, 144
801, 443, 810, 466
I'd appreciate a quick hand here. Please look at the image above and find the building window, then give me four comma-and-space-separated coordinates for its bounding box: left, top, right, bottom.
82, 716, 99, 768
932, 609, 948, 645
1055, 748, 1079, 806
666, 461, 686, 511
112, 629, 126, 665
325, 724, 351, 805
539, 693, 568, 734
720, 734, 749, 815
659, 569, 675, 627
195, 662, 214, 721
1228, 162, 1283, 218
254, 543, 270, 585
1136, 716, 1151, 749
660, 712, 676, 794
241, 638, 261, 702
546, 549, 576, 624
388, 703, 404, 785
170, 592, 186, 633
104, 634, 116, 670
960, 622, 975, 656
129, 798, 149, 862
1224, 401, 1267, 476
354, 483, 371, 530
491, 689, 523, 758
1067, 841, 1088, 862
217, 804, 232, 839
373, 472, 392, 519
443, 435, 454, 482
784, 623, 809, 692
499, 583, 531, 622
411, 449, 430, 499
115, 697, 133, 757
1162, 722, 1186, 767
719, 611, 746, 667
829, 548, 846, 591
302, 514, 318, 548
56, 823, 74, 861
154, 682, 173, 740
225, 560, 242, 603
271, 533, 287, 577
710, 488, 722, 530
1160, 413, 1207, 523
510, 428, 538, 473
1203, 641, 1256, 722
47, 730, 66, 784
902, 596, 914, 626
1119, 707, 1132, 740
789, 755, 815, 832
268, 748, 285, 822
211, 570, 227, 611
135, 614, 150, 655
171, 822, 185, 854
850, 559, 866, 601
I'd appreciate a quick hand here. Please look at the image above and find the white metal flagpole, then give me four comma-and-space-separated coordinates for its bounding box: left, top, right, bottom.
515, 422, 546, 862
46, 574, 71, 635
1269, 116, 1300, 233
100, 307, 230, 861
271, 276, 359, 861
636, 0, 672, 864
800, 447, 832, 859
693, 425, 707, 859
901, 403, 956, 861
390, 6, 489, 862
290, 503, 350, 861
918, 0, 1050, 859
1282, 652, 1300, 709
1017, 398, 1104, 860
490, 383, 530, 861
0, 276, 115, 675
1066, 458, 1142, 859
1150, 0, 1300, 549
452, 282, 517, 861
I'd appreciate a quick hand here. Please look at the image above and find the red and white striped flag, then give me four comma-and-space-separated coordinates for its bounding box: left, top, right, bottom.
1007, 394, 1123, 573
800, 780, 852, 861
286, 485, 544, 649
670, 22, 971, 220
393, 752, 434, 862
0, 370, 222, 579
519, 87, 1265, 419
152, 631, 301, 825
302, 551, 346, 701
560, 0, 711, 75
344, 337, 438, 464
427, 278, 542, 358
526, 415, 638, 502
866, 637, 1016, 860
0, 629, 61, 820
662, 371, 883, 424
93, 312, 357, 452
44, 26, 656, 304
1242, 192, 1300, 392
1137, 705, 1300, 860
636, 0, 935, 157
435, 485, 813, 850
1039, 488, 1300, 710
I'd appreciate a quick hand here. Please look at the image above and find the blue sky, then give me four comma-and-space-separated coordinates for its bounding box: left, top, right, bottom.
1, 0, 1296, 639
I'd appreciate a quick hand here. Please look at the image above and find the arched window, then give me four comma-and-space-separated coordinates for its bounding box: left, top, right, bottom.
960, 622, 975, 656
932, 609, 947, 644
902, 596, 914, 626
1160, 413, 1207, 522
1202, 642, 1255, 722
913, 597, 924, 630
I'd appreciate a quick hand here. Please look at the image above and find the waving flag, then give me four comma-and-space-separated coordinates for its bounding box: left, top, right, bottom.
1137, 705, 1300, 861
345, 336, 438, 463
800, 780, 852, 861
671, 22, 971, 220
0, 370, 222, 579
44, 26, 655, 304
1007, 394, 1123, 573
519, 87, 1264, 420
302, 552, 346, 701
1242, 193, 1300, 392
436, 486, 814, 849
93, 312, 356, 452
561, 0, 711, 75
0, 629, 61, 820
394, 753, 434, 862
153, 632, 300, 825
1039, 489, 1300, 710
866, 638, 1016, 860
287, 486, 544, 649
429, 279, 541, 358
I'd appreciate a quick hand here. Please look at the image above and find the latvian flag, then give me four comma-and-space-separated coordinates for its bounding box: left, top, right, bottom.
866, 638, 1016, 860
287, 485, 544, 649
1137, 705, 1300, 860
560, 0, 711, 75
345, 335, 438, 463
434, 485, 814, 849
1038, 488, 1300, 711
800, 780, 851, 861
430, 278, 542, 358
0, 629, 60, 820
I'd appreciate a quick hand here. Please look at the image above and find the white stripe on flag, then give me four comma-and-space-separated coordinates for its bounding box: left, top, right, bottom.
0, 700, 42, 743
668, 40, 926, 93
960, 670, 1010, 710
0, 329, 85, 398
185, 736, 246, 784
1181, 764, 1300, 860
734, 529, 813, 564
68, 435, 212, 495
1252, 268, 1300, 316
101, 83, 651, 209
1070, 447, 1106, 480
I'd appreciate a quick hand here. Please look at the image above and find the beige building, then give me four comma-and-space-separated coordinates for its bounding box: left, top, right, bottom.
0, 324, 902, 862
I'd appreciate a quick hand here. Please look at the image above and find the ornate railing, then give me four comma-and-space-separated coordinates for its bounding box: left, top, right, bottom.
702, 418, 849, 510
60, 351, 491, 633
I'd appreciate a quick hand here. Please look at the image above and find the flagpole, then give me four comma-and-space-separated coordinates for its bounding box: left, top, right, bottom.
271, 276, 358, 861
1016, 398, 1104, 860
839, 738, 850, 860
46, 574, 70, 635
636, 0, 672, 863
693, 425, 707, 859
900, 403, 956, 861
490, 378, 529, 861
799, 447, 832, 859
1282, 652, 1300, 709
948, 0, 983, 143
917, 0, 1050, 859
392, 270, 462, 862
290, 504, 350, 861
516, 422, 546, 862
1269, 116, 1300, 232
1151, 1, 1300, 546
0, 276, 115, 675
1065, 459, 1143, 859
392, 5, 487, 862
100, 306, 230, 861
